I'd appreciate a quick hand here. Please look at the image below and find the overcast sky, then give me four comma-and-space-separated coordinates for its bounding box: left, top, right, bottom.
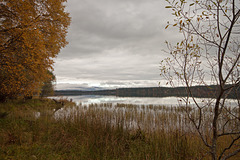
53, 0, 180, 90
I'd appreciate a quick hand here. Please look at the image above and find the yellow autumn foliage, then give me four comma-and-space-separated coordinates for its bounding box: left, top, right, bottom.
0, 0, 71, 101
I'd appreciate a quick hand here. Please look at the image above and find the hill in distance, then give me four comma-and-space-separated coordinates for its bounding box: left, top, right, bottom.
54, 85, 239, 99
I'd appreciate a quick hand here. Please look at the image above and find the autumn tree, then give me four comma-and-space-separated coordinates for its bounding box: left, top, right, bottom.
40, 70, 56, 97
0, 0, 70, 101
161, 0, 240, 159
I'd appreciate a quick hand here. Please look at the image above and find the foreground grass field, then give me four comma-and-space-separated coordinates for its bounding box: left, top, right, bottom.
0, 98, 239, 159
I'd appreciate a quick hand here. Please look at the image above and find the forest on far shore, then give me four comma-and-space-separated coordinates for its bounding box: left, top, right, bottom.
54, 85, 240, 99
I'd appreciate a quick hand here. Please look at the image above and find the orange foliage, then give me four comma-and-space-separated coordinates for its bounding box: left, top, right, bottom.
0, 0, 71, 101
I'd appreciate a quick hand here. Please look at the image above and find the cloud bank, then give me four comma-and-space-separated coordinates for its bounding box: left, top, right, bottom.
54, 0, 180, 90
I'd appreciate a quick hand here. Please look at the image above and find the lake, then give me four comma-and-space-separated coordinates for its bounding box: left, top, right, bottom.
48, 95, 239, 132
50, 95, 237, 107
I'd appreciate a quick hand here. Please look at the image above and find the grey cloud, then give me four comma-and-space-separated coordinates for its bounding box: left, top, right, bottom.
54, 52, 161, 82
69, 0, 163, 40
55, 83, 104, 91
54, 0, 176, 89
99, 80, 159, 89
55, 79, 159, 90
100, 81, 127, 86
58, 0, 173, 61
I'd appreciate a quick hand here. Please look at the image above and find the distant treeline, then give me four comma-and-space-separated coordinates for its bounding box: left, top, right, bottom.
54, 90, 116, 96
54, 85, 240, 99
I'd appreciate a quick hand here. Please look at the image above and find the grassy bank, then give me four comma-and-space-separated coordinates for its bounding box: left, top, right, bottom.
0, 99, 239, 159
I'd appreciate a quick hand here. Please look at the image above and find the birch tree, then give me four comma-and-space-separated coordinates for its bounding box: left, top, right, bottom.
161, 0, 240, 159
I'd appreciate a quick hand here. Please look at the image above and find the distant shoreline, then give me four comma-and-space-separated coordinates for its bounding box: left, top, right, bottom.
54, 85, 240, 99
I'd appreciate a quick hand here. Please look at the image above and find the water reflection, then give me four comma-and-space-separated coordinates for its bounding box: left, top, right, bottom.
50, 95, 181, 106
50, 95, 239, 132
50, 95, 237, 107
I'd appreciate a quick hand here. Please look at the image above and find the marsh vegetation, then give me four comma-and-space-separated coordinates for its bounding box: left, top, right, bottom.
0, 98, 239, 159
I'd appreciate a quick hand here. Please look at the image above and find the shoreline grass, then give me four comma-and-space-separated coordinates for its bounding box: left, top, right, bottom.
0, 98, 239, 159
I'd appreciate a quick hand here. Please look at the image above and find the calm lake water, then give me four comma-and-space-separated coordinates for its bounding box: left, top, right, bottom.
49, 95, 238, 131
50, 95, 237, 107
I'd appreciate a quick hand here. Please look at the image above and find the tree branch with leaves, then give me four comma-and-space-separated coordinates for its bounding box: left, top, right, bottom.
0, 0, 71, 101
161, 0, 240, 159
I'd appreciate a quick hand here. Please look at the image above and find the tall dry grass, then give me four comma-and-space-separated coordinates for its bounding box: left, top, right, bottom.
0, 99, 239, 159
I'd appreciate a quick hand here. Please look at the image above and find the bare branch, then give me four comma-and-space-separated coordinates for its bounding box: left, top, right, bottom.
219, 135, 240, 159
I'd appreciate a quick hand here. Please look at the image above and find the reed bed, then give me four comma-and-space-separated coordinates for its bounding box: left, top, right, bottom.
55, 103, 240, 134
0, 99, 239, 159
